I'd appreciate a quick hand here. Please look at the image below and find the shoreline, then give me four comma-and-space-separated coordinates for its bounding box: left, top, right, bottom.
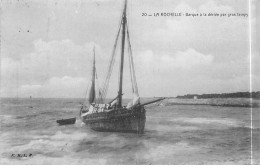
163, 98, 260, 108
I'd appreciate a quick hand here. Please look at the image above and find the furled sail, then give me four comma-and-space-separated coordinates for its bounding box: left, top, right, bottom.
88, 47, 96, 104
126, 93, 140, 109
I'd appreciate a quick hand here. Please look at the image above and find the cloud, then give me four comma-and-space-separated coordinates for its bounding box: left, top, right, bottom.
0, 39, 105, 98
18, 76, 88, 98
1, 75, 89, 98
134, 48, 250, 96
141, 1, 249, 63
0, 0, 253, 98
1, 39, 98, 80
136, 48, 213, 74
198, 0, 234, 13
163, 48, 214, 69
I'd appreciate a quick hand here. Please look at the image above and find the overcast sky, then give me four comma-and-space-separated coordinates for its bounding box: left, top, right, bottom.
1, 0, 259, 98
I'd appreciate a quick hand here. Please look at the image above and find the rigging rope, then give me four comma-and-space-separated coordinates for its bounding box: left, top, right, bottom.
99, 1, 139, 103
126, 22, 139, 96
99, 11, 124, 103
127, 35, 134, 93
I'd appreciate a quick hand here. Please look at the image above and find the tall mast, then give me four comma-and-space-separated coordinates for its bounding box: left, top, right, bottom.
118, 0, 127, 107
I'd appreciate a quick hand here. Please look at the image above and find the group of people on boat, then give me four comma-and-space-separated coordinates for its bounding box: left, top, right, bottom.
80, 94, 140, 116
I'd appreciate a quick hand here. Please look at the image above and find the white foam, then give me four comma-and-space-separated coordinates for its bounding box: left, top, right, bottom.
74, 119, 85, 127
1, 130, 96, 161
142, 141, 198, 164
170, 117, 245, 128
0, 115, 16, 124
0, 154, 107, 165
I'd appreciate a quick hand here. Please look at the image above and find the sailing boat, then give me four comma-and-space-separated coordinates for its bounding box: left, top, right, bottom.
79, 0, 164, 134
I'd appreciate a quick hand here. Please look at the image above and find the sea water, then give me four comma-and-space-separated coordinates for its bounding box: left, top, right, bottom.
0, 98, 259, 164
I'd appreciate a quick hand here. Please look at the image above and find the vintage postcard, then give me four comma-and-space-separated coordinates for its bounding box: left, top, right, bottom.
0, 0, 259, 165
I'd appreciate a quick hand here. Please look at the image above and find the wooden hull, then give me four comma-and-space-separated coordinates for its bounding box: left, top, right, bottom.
80, 106, 146, 134
56, 117, 76, 125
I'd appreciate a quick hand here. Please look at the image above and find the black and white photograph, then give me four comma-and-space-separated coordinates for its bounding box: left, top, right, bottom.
0, 0, 259, 165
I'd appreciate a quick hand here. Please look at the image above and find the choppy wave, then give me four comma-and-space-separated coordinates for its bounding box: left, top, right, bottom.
0, 98, 259, 164
0, 115, 17, 126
